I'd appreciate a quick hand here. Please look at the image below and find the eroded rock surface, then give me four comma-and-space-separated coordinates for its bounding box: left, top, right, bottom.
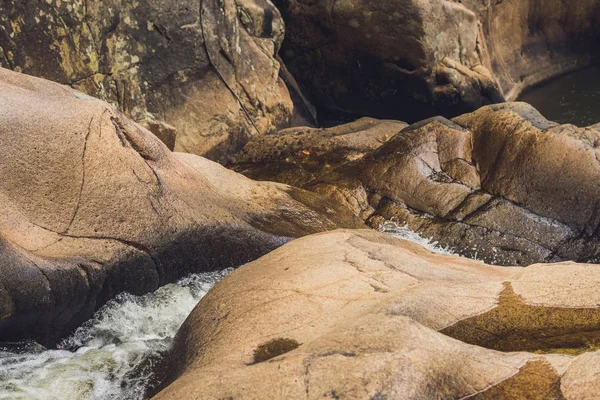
0, 0, 313, 162
275, 0, 600, 122
229, 117, 408, 186
156, 229, 600, 399
0, 67, 361, 345
232, 103, 600, 266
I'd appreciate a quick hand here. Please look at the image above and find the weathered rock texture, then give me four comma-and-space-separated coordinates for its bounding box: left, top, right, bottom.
0, 67, 361, 345
156, 229, 600, 399
0, 0, 314, 162
232, 103, 600, 266
275, 0, 600, 122
229, 117, 408, 186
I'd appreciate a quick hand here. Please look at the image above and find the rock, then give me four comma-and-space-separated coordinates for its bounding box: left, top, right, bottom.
230, 117, 408, 187
275, 0, 600, 122
0, 67, 362, 345
231, 103, 600, 266
465, 0, 600, 100
141, 120, 177, 151
155, 229, 600, 399
0, 0, 305, 162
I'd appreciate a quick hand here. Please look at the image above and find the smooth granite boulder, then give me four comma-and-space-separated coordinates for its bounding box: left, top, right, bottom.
156, 229, 600, 399
0, 67, 361, 345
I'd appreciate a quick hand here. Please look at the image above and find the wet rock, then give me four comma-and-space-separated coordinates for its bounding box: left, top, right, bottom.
0, 0, 305, 162
0, 68, 362, 345
232, 103, 600, 266
155, 229, 600, 399
275, 0, 600, 122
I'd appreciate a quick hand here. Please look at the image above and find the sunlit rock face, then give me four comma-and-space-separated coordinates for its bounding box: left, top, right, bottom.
231, 103, 600, 266
0, 0, 313, 162
0, 67, 361, 345
275, 0, 600, 122
229, 117, 409, 187
155, 230, 600, 399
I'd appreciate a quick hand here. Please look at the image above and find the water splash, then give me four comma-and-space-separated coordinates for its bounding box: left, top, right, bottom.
378, 220, 458, 256
0, 269, 231, 400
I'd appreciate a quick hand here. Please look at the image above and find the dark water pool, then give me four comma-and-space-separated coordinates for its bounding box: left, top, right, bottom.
519, 66, 600, 127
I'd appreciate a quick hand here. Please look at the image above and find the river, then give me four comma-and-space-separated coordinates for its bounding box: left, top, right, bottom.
0, 270, 231, 400
519, 66, 600, 127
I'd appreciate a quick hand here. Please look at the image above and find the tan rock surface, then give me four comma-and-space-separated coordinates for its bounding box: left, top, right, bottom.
156, 229, 600, 399
0, 0, 311, 162
230, 117, 408, 187
0, 67, 361, 345
232, 102, 600, 266
465, 0, 600, 101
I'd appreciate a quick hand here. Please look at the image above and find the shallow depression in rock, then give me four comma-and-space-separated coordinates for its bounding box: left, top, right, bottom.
441, 281, 600, 356
519, 66, 600, 127
0, 270, 231, 400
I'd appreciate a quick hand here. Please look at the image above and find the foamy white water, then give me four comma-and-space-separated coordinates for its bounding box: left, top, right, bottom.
0, 269, 231, 400
378, 220, 458, 256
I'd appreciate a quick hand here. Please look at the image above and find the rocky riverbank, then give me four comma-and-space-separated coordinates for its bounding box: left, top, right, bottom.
1, 0, 599, 398
155, 229, 600, 399
0, 68, 361, 346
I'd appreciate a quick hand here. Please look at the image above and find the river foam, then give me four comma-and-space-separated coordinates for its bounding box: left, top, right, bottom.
378, 220, 458, 256
0, 269, 231, 400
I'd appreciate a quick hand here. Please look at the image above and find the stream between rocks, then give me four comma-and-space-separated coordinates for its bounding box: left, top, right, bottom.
0, 270, 232, 400
0, 226, 455, 400
2, 66, 597, 399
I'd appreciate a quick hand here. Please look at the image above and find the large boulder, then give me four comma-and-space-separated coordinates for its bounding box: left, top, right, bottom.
155, 229, 600, 399
0, 67, 361, 345
275, 0, 600, 122
232, 103, 600, 266
0, 0, 315, 162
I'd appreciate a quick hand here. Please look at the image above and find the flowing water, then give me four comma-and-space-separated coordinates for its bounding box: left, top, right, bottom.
378, 220, 459, 256
0, 269, 231, 400
0, 226, 456, 400
519, 66, 600, 127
